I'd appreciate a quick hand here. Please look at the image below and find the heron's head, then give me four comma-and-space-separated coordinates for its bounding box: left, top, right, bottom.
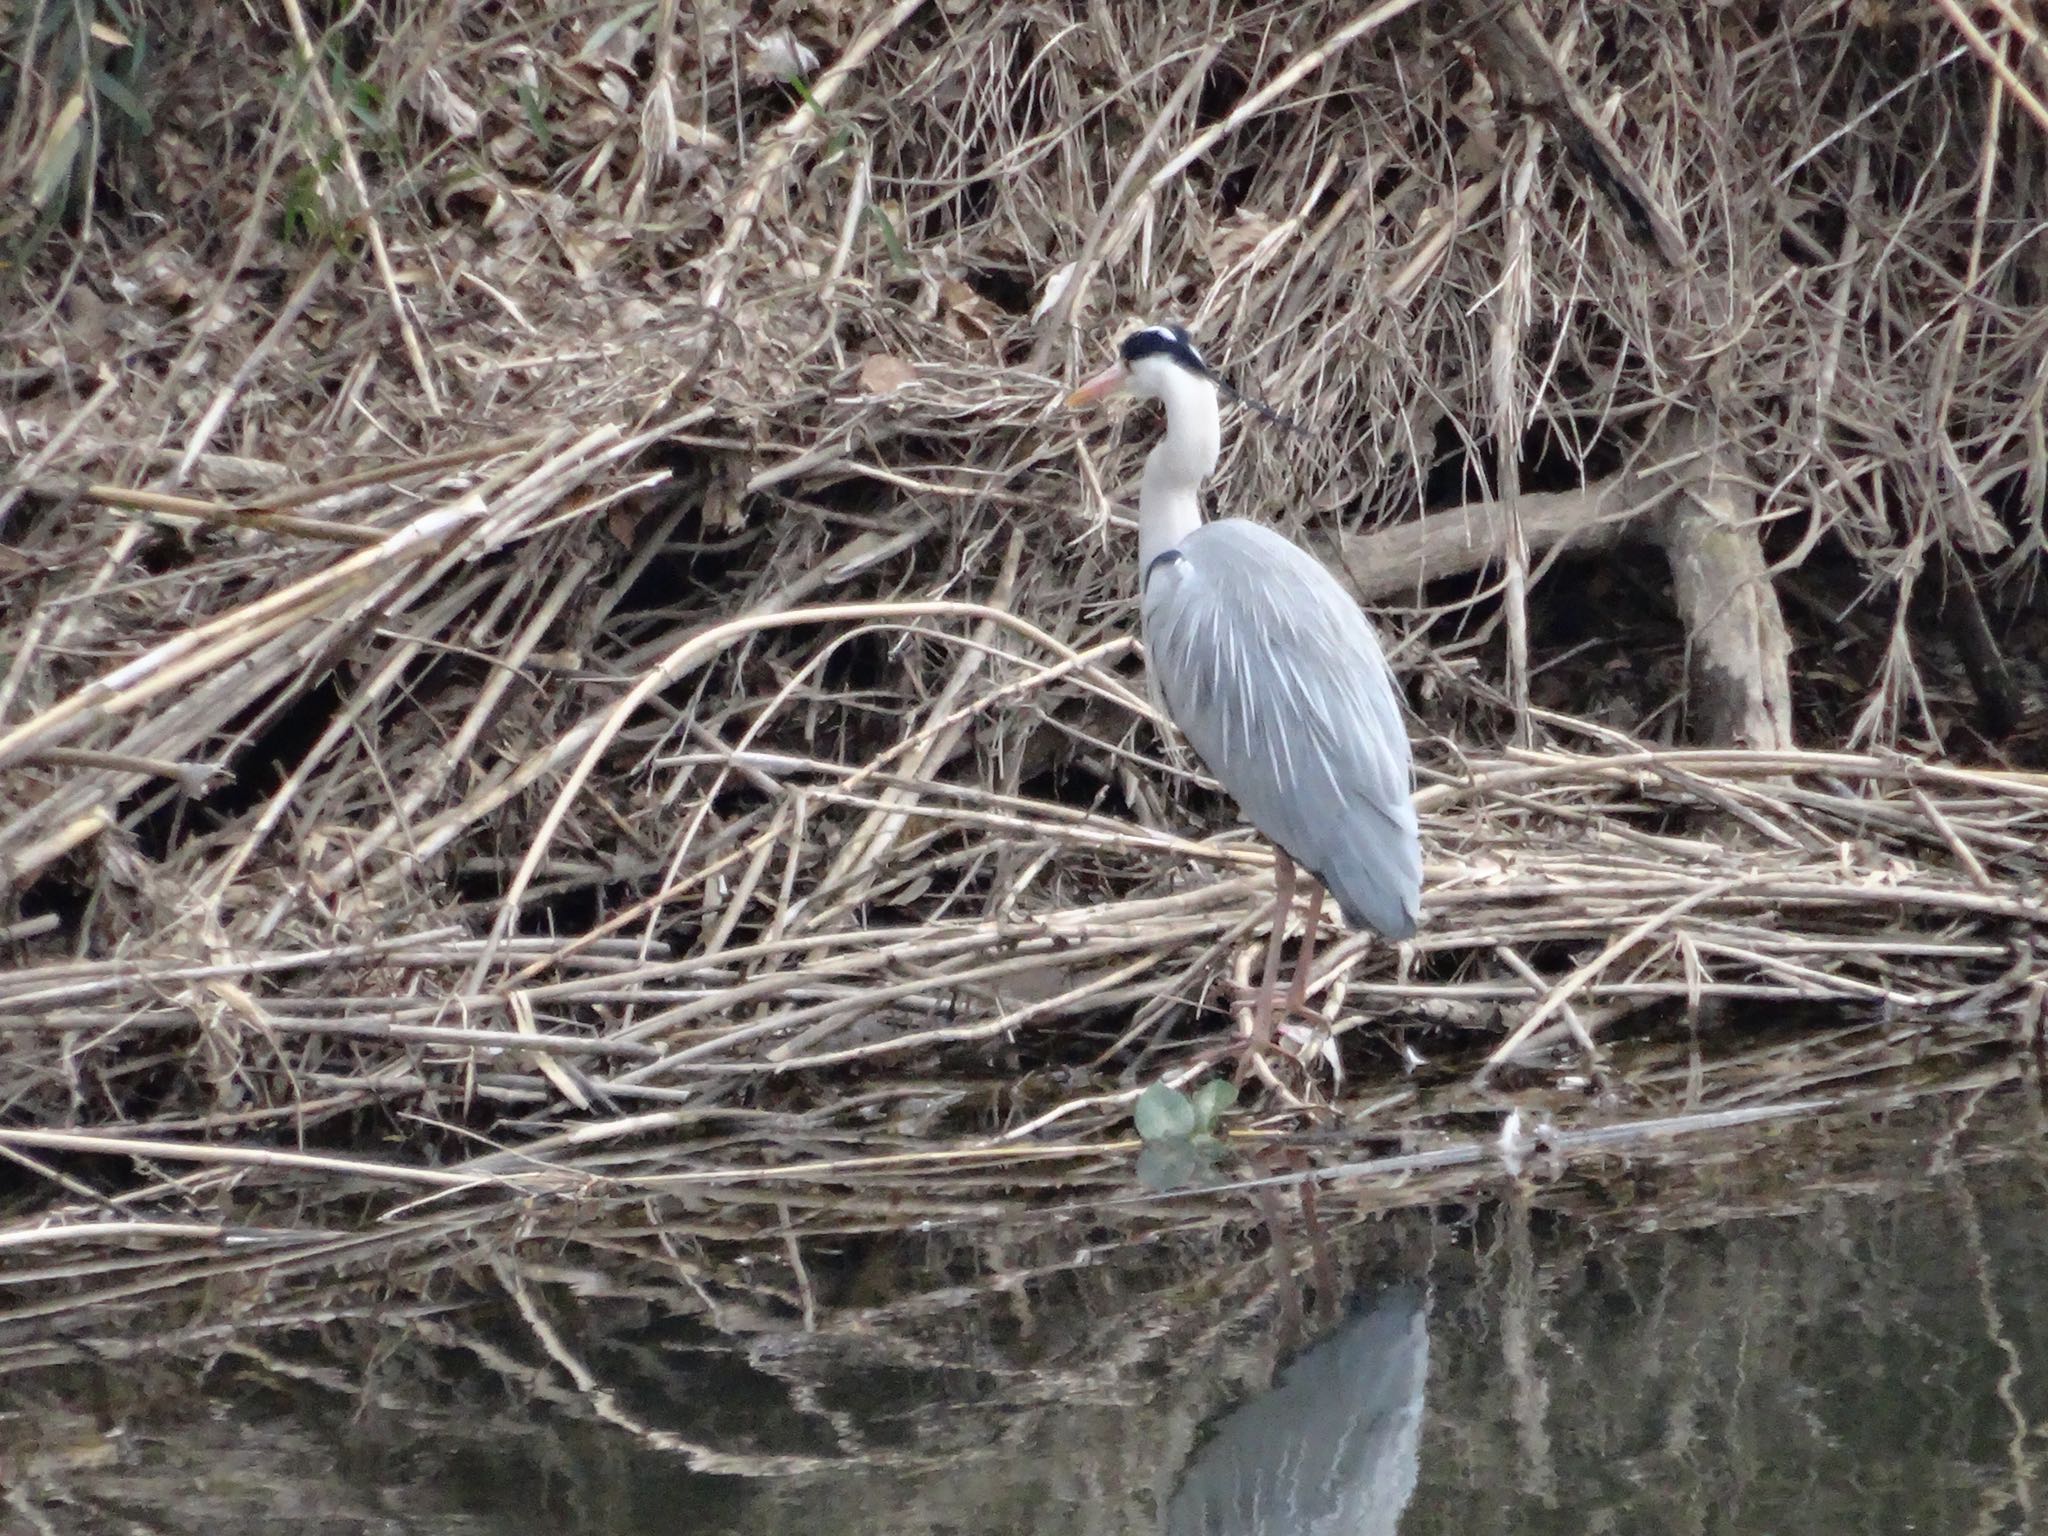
1065, 324, 1213, 408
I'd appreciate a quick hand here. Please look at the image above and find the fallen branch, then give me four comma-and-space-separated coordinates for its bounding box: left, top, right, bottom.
1335, 480, 1648, 603
1337, 418, 1795, 750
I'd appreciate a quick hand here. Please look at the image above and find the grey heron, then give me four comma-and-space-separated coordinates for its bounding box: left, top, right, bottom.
1067, 324, 1421, 1068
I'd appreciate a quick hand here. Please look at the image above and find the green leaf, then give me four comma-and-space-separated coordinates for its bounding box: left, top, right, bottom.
1135, 1135, 1224, 1193
280, 166, 323, 244
350, 78, 385, 131
516, 82, 553, 153
31, 1, 71, 45
1134, 1082, 1197, 1143
866, 204, 911, 272
820, 123, 855, 167
1189, 1078, 1237, 1130
91, 68, 152, 133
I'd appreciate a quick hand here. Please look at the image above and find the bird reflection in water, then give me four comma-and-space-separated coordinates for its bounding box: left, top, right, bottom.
1166, 1287, 1428, 1536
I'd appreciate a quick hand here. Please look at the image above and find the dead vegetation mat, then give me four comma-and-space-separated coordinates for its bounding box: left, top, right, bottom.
3, 0, 2048, 1252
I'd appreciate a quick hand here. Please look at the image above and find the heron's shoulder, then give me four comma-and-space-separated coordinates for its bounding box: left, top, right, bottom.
1174, 518, 1354, 604
1180, 517, 1307, 562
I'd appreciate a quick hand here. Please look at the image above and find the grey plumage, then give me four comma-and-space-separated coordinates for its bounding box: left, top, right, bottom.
1142, 518, 1421, 939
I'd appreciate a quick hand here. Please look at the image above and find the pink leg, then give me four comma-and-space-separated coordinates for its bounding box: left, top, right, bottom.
1236, 853, 1296, 1082
1282, 879, 1328, 1019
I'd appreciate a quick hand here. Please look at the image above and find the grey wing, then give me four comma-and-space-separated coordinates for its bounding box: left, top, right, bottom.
1141, 519, 1421, 939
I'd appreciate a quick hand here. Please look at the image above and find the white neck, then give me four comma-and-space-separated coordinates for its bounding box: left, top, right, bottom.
1137, 367, 1220, 573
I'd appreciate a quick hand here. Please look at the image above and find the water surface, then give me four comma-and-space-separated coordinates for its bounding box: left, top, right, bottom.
7, 1089, 2044, 1535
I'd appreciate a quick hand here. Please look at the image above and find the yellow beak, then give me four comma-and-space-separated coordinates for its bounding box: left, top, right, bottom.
1064, 363, 1129, 409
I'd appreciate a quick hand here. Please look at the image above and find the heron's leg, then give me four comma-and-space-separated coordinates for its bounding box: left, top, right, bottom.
1235, 853, 1296, 1079
1224, 880, 1331, 1026
1281, 879, 1328, 1018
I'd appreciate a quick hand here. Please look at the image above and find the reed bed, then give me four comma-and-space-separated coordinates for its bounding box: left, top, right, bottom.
0, 1015, 2034, 1394
2, 0, 2047, 1280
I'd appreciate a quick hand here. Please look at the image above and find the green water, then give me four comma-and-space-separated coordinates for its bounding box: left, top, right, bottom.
6, 1092, 2045, 1536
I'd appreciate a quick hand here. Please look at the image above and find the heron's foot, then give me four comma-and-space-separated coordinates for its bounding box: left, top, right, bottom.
1217, 978, 1345, 1094
1224, 1033, 1346, 1110
1219, 976, 1332, 1029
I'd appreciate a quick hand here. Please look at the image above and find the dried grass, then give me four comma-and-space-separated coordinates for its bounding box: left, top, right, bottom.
3, 0, 2048, 1257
